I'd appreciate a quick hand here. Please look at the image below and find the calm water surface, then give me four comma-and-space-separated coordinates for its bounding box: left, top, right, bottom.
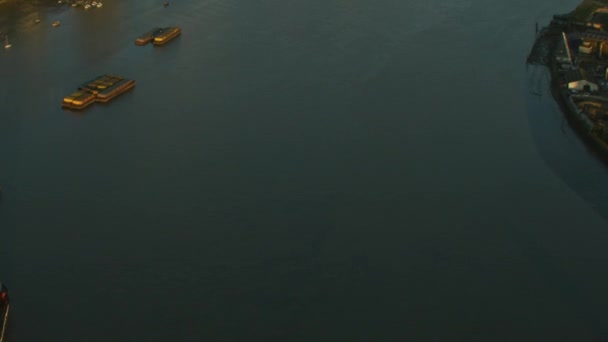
2, 0, 608, 340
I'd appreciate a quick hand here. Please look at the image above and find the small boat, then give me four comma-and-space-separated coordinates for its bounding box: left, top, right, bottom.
35, 13, 41, 24
72, 2, 78, 7
0, 283, 9, 342
96, 2, 102, 8
84, 4, 90, 9
58, 0, 62, 3
4, 35, 11, 49
92, 1, 97, 5
52, 20, 61, 27
163, 2, 169, 7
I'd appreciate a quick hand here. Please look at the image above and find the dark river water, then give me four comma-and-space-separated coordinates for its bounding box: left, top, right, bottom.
2, 0, 608, 340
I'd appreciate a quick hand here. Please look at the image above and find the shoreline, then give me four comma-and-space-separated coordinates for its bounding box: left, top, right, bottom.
532, 0, 608, 164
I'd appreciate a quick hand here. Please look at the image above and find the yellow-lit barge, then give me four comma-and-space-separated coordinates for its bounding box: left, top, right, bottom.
62, 75, 136, 110
135, 27, 162, 45
152, 27, 181, 46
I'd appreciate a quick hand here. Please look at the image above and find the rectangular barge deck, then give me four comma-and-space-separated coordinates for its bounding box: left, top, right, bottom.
62, 90, 96, 110
96, 79, 136, 102
80, 75, 122, 94
62, 74, 136, 111
152, 27, 181, 46
135, 27, 162, 45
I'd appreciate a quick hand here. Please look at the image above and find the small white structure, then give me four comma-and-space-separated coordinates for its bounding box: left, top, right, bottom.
579, 41, 593, 54
565, 69, 599, 92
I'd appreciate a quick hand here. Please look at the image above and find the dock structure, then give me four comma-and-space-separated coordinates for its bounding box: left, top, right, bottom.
62, 75, 135, 110
135, 27, 181, 46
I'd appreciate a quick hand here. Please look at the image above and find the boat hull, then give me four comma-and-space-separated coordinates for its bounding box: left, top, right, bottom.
153, 27, 181, 46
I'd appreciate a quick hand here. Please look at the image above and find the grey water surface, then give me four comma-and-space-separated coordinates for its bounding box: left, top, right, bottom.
2, 0, 608, 340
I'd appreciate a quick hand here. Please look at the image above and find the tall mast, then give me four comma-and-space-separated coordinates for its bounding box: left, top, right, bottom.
563, 32, 573, 65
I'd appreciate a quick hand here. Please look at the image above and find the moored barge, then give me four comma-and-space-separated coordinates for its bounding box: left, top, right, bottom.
62, 74, 136, 110
80, 75, 123, 94
135, 27, 162, 45
62, 90, 96, 110
152, 26, 181, 46
96, 78, 136, 102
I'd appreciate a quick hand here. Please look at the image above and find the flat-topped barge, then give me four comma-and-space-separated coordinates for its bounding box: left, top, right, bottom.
152, 27, 181, 45
135, 27, 162, 45
62, 74, 135, 110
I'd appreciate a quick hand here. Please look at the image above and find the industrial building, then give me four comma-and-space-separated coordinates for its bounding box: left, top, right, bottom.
564, 69, 599, 92
580, 31, 608, 57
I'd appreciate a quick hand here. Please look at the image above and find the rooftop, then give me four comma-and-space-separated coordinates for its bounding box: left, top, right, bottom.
564, 68, 594, 83
581, 30, 608, 41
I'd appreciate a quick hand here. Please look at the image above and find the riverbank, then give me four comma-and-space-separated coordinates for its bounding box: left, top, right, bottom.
551, 69, 608, 164
530, 0, 608, 163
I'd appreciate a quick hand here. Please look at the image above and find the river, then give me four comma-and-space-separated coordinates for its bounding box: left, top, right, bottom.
2, 0, 608, 340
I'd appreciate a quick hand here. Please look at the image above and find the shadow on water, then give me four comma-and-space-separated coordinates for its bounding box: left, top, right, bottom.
526, 35, 608, 222
61, 108, 87, 117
